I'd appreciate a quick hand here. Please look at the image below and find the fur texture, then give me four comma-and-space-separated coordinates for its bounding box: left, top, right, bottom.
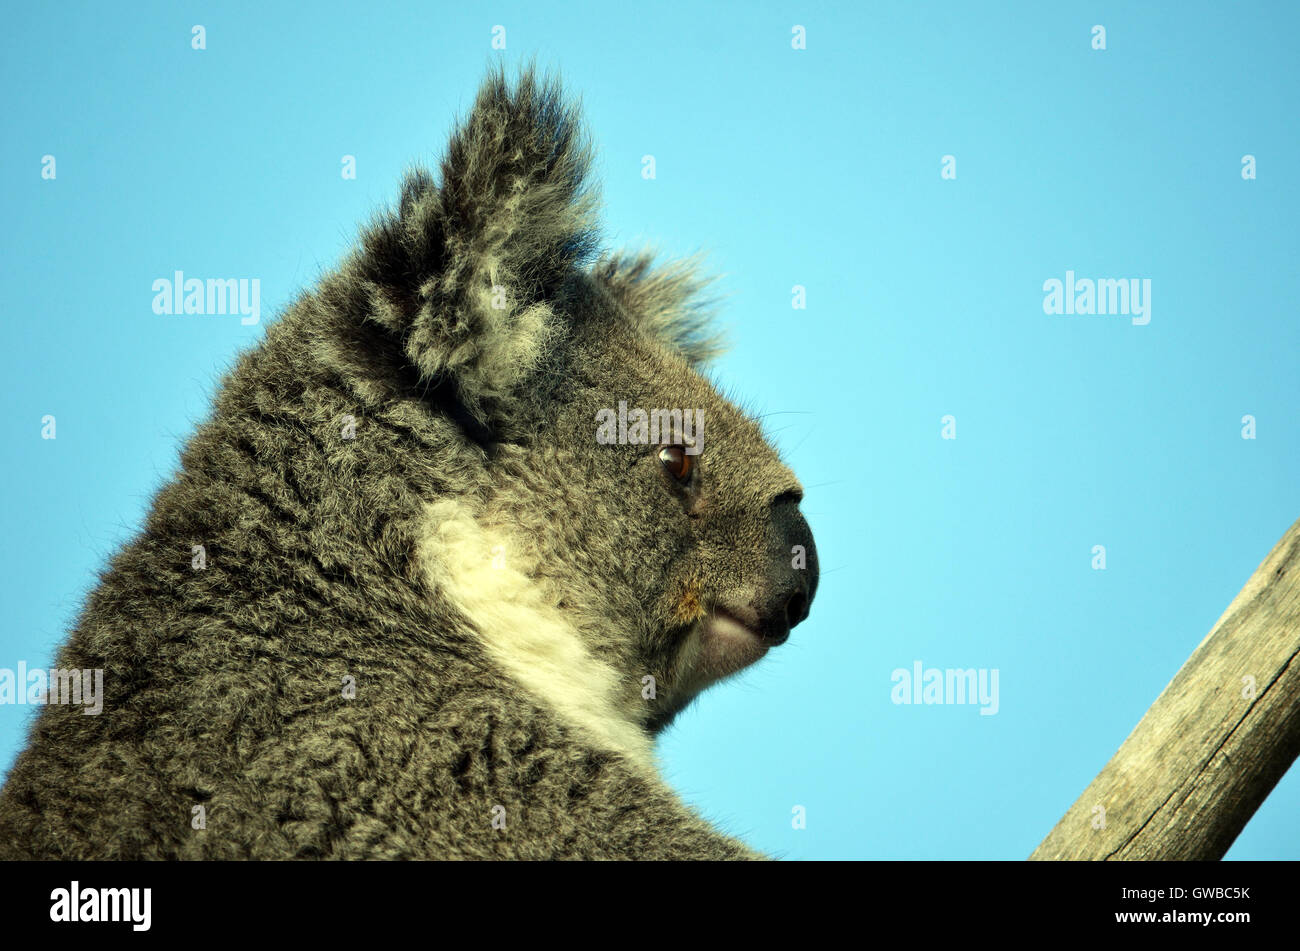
0, 68, 818, 859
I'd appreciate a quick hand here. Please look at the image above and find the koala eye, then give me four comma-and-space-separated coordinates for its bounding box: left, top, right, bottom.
658, 445, 695, 484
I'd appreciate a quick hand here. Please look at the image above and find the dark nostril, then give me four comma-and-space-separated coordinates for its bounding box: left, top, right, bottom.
785, 591, 808, 629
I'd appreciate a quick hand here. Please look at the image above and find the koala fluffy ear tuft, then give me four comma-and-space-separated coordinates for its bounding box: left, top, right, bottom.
595, 253, 730, 368
349, 66, 600, 421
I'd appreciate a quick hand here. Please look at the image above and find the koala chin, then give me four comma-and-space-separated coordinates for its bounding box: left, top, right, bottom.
0, 68, 818, 860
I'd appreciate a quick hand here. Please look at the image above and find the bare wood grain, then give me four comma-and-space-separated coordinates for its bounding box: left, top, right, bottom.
1031, 517, 1300, 860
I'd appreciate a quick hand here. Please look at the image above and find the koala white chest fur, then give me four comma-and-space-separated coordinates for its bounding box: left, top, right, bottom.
417, 499, 657, 771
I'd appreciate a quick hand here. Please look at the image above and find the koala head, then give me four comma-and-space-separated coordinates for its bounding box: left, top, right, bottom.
338, 69, 818, 739
541, 276, 820, 731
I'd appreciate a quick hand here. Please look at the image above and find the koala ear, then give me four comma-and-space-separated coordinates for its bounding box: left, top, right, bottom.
349, 67, 599, 420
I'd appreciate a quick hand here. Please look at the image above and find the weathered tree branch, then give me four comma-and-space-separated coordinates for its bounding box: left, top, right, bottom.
1031, 517, 1300, 860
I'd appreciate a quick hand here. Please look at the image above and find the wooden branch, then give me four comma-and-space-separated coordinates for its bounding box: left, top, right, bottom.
1031, 517, 1300, 860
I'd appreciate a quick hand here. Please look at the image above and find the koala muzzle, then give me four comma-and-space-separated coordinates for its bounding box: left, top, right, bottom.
755, 500, 819, 646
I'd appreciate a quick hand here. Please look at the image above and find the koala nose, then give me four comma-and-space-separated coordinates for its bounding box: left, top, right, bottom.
756, 499, 818, 646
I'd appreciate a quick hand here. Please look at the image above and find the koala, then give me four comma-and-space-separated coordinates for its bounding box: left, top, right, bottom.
0, 68, 818, 860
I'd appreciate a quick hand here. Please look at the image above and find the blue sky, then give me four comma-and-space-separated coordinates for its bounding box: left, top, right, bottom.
2, 1, 1297, 859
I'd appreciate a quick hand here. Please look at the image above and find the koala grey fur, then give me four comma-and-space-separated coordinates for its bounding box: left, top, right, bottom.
0, 68, 818, 860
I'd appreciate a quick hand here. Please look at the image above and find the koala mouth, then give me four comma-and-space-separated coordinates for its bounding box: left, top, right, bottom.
697, 605, 771, 680
708, 607, 762, 644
